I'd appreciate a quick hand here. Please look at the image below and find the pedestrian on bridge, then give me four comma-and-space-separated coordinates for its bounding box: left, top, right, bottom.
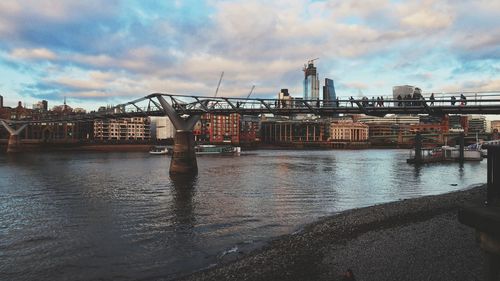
451, 96, 456, 105
350, 96, 354, 107
460, 94, 467, 106
430, 93, 435, 106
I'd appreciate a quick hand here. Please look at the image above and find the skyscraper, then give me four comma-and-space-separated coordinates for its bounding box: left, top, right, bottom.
303, 60, 320, 101
0, 95, 3, 108
323, 78, 336, 106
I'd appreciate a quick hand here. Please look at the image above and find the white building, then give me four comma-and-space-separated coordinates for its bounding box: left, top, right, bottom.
329, 120, 369, 141
150, 116, 175, 140
468, 115, 487, 134
357, 115, 420, 125
94, 117, 150, 140
393, 85, 416, 99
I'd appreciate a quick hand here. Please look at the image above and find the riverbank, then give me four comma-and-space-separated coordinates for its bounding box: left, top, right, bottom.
179, 185, 487, 281
0, 143, 153, 152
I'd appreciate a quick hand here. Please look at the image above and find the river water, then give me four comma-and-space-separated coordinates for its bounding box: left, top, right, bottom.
0, 149, 486, 280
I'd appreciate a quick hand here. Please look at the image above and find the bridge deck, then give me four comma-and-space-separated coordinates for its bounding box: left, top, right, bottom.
2, 92, 500, 124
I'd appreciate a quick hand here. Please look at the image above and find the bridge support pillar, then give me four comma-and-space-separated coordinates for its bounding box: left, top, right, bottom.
170, 131, 198, 174
459, 132, 465, 163
414, 132, 422, 164
7, 134, 21, 153
1, 121, 27, 153
156, 95, 204, 175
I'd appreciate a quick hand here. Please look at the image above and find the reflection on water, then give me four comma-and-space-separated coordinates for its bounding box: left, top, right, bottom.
0, 149, 487, 280
171, 174, 197, 230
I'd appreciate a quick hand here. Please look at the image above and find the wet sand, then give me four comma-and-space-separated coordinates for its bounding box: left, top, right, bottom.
178, 185, 487, 281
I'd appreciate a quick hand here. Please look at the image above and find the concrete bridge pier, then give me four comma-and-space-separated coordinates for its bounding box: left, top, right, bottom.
170, 131, 198, 174
1, 121, 27, 153
157, 96, 202, 175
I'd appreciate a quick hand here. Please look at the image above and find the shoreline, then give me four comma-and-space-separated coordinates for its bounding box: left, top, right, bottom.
0, 143, 411, 153
0, 143, 153, 152
178, 185, 487, 281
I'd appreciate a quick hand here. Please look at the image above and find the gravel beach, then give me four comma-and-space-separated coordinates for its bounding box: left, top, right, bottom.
177, 185, 488, 281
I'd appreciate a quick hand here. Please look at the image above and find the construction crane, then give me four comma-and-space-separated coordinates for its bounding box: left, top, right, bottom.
303, 58, 319, 72
308, 57, 319, 64
246, 85, 255, 99
214, 71, 224, 97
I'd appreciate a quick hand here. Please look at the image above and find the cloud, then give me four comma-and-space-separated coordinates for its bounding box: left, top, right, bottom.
441, 79, 500, 93
1, 0, 500, 110
10, 48, 56, 60
399, 1, 454, 30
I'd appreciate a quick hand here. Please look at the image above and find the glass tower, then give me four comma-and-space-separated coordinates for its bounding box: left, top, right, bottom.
303, 61, 319, 101
323, 78, 336, 107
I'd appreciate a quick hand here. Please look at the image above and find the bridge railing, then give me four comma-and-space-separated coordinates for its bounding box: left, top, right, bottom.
139, 92, 500, 113
3, 91, 500, 124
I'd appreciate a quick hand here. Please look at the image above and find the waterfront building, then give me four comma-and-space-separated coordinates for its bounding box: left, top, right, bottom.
32, 100, 48, 112
356, 115, 420, 125
468, 115, 486, 134
73, 108, 86, 114
94, 117, 150, 140
323, 78, 336, 107
9, 101, 33, 120
240, 115, 261, 144
448, 115, 469, 134
277, 89, 293, 108
194, 113, 240, 144
393, 85, 416, 100
261, 119, 329, 144
0, 96, 10, 120
27, 121, 78, 141
491, 120, 500, 133
52, 104, 73, 114
292, 97, 304, 108
150, 116, 175, 140
329, 120, 368, 141
359, 114, 448, 145
303, 60, 320, 101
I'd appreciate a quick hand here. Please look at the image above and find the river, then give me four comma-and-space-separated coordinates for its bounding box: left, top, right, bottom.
0, 149, 486, 280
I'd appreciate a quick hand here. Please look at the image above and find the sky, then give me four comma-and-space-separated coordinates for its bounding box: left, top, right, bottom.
0, 0, 499, 110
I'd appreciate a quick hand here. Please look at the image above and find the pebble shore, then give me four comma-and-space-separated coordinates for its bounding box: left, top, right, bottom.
177, 185, 487, 281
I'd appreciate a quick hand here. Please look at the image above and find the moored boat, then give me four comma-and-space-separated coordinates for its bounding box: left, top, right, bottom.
149, 146, 171, 155
195, 145, 241, 155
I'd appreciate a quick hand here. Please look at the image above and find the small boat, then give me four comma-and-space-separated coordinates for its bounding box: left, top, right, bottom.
466, 143, 487, 158
473, 140, 500, 157
195, 145, 241, 155
149, 146, 171, 155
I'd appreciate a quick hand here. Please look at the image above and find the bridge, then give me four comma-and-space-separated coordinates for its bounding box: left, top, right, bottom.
2, 91, 500, 173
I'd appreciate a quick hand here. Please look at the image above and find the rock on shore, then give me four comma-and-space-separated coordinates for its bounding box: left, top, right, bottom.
178, 185, 487, 281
